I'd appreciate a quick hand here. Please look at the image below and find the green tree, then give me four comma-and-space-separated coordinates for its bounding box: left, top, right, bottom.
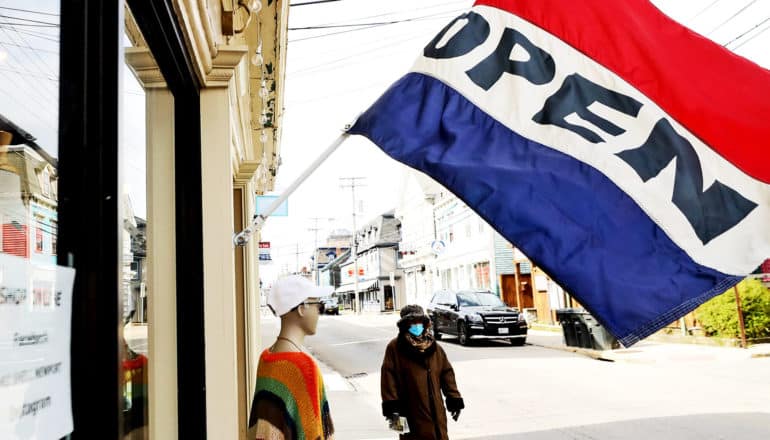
695, 278, 770, 340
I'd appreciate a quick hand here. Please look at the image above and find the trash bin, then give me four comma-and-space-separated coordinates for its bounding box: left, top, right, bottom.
576, 311, 620, 350
556, 309, 619, 350
555, 308, 579, 347
573, 313, 593, 349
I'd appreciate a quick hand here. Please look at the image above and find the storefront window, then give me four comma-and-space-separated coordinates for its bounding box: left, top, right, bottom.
0, 2, 72, 438
120, 8, 172, 437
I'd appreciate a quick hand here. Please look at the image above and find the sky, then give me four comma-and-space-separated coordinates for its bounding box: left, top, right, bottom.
259, 0, 770, 282
1, 1, 769, 281
0, 0, 60, 152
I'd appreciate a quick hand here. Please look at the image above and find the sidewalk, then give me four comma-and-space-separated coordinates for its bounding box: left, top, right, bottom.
526, 329, 770, 363
315, 358, 393, 440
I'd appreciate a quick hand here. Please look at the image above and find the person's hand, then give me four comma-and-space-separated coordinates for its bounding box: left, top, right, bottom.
451, 410, 461, 421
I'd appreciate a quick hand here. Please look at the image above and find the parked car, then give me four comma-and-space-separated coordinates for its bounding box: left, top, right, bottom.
321, 297, 340, 315
427, 290, 527, 346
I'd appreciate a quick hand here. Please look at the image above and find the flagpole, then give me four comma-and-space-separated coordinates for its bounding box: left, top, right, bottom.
233, 128, 352, 247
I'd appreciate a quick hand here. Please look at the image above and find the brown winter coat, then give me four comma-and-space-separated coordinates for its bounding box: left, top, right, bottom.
380, 335, 464, 440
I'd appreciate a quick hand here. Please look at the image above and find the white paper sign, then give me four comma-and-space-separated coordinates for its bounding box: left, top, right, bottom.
0, 253, 76, 440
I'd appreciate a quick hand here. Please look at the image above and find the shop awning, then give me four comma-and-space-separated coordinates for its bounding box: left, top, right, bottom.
334, 279, 378, 295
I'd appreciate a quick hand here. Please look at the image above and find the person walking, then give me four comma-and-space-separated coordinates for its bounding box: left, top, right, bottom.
248, 275, 335, 440
380, 305, 464, 439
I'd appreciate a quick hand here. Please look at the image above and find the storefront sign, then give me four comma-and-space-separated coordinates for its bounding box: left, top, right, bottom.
430, 240, 446, 255
258, 241, 271, 262
0, 254, 76, 439
255, 195, 288, 216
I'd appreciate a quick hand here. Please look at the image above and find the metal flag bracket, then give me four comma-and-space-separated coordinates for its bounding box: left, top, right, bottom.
232, 120, 358, 247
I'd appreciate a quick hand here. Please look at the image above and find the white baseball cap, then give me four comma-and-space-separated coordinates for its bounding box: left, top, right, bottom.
267, 275, 334, 317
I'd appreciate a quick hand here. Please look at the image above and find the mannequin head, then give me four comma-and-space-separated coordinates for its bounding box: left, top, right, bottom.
267, 275, 332, 352
280, 296, 323, 336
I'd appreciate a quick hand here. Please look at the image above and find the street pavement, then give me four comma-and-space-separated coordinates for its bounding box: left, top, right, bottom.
259, 312, 770, 440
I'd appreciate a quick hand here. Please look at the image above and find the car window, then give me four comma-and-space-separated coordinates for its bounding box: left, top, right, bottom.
457, 292, 505, 307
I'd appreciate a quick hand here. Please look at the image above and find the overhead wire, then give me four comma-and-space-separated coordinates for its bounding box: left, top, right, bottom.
287, 3, 468, 65
0, 13, 59, 27
291, 0, 342, 7
730, 21, 770, 50
723, 16, 770, 47
689, 0, 723, 21
0, 44, 59, 109
289, 9, 465, 43
0, 28, 59, 102
5, 27, 59, 42
288, 24, 453, 77
0, 40, 57, 54
0, 7, 59, 17
7, 27, 59, 80
0, 71, 57, 132
0, 22, 58, 28
705, 0, 760, 36
315, 0, 470, 27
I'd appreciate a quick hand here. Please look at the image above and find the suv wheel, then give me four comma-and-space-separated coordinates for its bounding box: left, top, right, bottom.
431, 317, 442, 340
510, 338, 525, 346
458, 323, 470, 346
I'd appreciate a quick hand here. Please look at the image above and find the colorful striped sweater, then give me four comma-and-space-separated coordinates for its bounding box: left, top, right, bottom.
248, 349, 334, 440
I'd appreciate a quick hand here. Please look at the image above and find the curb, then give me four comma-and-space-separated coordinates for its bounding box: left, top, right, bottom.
526, 342, 608, 361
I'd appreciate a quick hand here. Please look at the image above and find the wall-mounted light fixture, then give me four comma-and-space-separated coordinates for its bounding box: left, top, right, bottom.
250, 40, 263, 66
234, 0, 262, 34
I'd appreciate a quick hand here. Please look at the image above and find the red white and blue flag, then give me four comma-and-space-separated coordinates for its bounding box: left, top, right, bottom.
349, 0, 770, 346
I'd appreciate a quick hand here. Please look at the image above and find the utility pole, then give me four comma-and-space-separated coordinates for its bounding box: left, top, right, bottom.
294, 242, 300, 275
340, 177, 366, 314
308, 217, 334, 286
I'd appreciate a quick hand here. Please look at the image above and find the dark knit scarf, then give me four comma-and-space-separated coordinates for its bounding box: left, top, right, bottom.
403, 328, 435, 352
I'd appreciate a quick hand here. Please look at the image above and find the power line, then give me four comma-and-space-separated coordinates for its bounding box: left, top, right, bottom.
0, 26, 59, 42
290, 14, 458, 30
0, 38, 59, 105
0, 66, 58, 81
0, 14, 59, 27
723, 16, 770, 47
7, 28, 59, 80
731, 21, 770, 50
0, 21, 58, 28
0, 40, 57, 54
706, 0, 760, 36
315, 0, 470, 28
0, 7, 59, 17
0, 28, 59, 101
689, 0, 723, 21
288, 27, 445, 77
0, 71, 57, 131
291, 0, 342, 6
289, 10, 463, 43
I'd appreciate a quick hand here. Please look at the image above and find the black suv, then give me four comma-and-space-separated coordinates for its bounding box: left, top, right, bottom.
427, 290, 528, 346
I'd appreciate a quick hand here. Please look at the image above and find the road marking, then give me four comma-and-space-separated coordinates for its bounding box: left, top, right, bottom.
329, 338, 391, 347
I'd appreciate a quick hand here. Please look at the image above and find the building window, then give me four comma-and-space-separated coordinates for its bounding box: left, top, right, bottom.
475, 262, 490, 290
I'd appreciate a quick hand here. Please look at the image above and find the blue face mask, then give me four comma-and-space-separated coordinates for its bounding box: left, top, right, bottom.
408, 324, 424, 337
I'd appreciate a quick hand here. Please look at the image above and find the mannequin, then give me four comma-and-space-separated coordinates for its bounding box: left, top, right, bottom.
270, 297, 321, 353
248, 276, 334, 439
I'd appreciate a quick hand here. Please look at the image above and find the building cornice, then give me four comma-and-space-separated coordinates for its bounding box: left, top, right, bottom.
206, 45, 248, 87
125, 47, 167, 88
173, 0, 219, 83
234, 159, 260, 185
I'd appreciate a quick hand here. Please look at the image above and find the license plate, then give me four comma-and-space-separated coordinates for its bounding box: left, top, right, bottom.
498, 327, 509, 334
